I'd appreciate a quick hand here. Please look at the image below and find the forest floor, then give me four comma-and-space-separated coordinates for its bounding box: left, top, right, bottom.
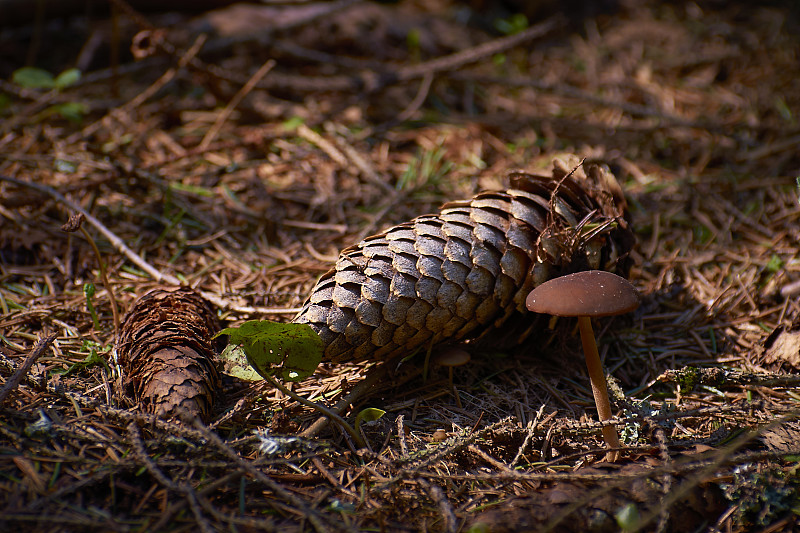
0, 1, 799, 531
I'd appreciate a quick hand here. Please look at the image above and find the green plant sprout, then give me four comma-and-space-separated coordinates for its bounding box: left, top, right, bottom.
795, 176, 799, 206
406, 28, 422, 62
12, 67, 81, 90
11, 67, 86, 123
281, 115, 305, 131
396, 146, 453, 191
53, 339, 111, 377
63, 214, 121, 339
494, 13, 528, 36
84, 283, 100, 330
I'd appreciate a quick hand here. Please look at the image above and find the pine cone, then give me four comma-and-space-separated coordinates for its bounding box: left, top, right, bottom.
117, 287, 220, 422
293, 157, 635, 363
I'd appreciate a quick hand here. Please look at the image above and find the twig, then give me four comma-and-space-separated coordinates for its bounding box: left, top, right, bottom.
264, 373, 365, 448
447, 72, 697, 126
297, 123, 350, 167
396, 414, 408, 458
0, 175, 296, 316
468, 444, 515, 474
419, 479, 457, 533
398, 17, 562, 81
127, 422, 215, 533
654, 428, 672, 533
658, 366, 800, 389
509, 404, 549, 468
53, 388, 211, 442
395, 416, 508, 471
0, 333, 56, 405
198, 292, 300, 316
127, 422, 181, 490
199, 59, 276, 151
88, 11, 558, 100
0, 175, 181, 285
70, 33, 208, 145
190, 419, 335, 533
301, 363, 390, 440
396, 71, 433, 123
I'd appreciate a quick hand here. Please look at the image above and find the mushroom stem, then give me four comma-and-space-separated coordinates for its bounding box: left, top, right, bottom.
577, 316, 621, 461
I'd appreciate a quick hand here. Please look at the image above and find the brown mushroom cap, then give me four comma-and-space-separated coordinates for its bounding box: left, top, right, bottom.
434, 346, 471, 367
526, 270, 640, 317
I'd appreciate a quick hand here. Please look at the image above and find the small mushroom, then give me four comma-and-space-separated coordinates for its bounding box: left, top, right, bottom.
434, 346, 471, 369
526, 270, 640, 461
433, 346, 471, 408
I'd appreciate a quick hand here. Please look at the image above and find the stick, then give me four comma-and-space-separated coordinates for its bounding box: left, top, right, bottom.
198, 59, 275, 151
0, 333, 56, 405
0, 174, 181, 285
190, 419, 335, 533
300, 364, 389, 439
264, 373, 365, 448
0, 175, 296, 316
397, 16, 562, 81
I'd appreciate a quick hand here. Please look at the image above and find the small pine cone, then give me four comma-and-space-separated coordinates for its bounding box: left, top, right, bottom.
293, 157, 635, 363
117, 287, 220, 422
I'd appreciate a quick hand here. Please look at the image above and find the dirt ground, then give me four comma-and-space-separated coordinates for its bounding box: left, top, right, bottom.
1, 0, 799, 531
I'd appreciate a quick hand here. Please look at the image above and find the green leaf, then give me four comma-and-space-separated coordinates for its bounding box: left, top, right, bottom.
494, 13, 528, 35
12, 67, 55, 89
281, 116, 304, 131
355, 408, 386, 432
54, 159, 78, 173
54, 68, 81, 90
217, 320, 323, 382
53, 102, 87, 123
327, 498, 356, 513
615, 503, 641, 532
765, 253, 783, 273
218, 343, 263, 381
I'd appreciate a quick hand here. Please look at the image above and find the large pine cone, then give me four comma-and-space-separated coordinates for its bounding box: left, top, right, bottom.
293, 157, 635, 363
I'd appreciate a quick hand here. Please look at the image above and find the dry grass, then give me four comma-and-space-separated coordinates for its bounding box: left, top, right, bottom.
1, 1, 799, 531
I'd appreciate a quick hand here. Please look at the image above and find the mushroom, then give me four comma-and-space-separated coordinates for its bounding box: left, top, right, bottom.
525, 270, 640, 461
433, 346, 471, 408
